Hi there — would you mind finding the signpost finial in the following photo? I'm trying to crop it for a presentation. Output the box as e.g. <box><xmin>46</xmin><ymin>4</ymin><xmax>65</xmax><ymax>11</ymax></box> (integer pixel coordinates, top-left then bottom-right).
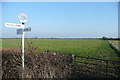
<box><xmin>18</xmin><ymin>13</ymin><xmax>28</xmax><ymax>23</ymax></box>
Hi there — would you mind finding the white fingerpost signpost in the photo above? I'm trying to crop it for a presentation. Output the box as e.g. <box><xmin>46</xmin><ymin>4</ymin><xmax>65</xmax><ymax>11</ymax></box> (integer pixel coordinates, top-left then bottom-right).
<box><xmin>18</xmin><ymin>13</ymin><xmax>28</xmax><ymax>72</ymax></box>
<box><xmin>5</xmin><ymin>13</ymin><xmax>31</xmax><ymax>78</ymax></box>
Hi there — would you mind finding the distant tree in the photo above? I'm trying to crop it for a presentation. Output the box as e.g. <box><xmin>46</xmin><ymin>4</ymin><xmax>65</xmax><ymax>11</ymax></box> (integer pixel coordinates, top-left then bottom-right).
<box><xmin>102</xmin><ymin>36</ymin><xmax>108</xmax><ymax>40</ymax></box>
<box><xmin>109</xmin><ymin>37</ymin><xmax>113</xmax><ymax>40</ymax></box>
<box><xmin>35</xmin><ymin>37</ymin><xmax>38</xmax><ymax>39</ymax></box>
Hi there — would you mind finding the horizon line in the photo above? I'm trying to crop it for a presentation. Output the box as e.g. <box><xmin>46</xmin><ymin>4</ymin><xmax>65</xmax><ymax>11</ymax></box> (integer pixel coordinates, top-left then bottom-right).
<box><xmin>0</xmin><ymin>37</ymin><xmax>119</xmax><ymax>39</ymax></box>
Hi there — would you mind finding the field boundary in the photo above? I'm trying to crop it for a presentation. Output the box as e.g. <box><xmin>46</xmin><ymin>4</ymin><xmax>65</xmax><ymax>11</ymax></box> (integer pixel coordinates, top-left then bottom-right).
<box><xmin>74</xmin><ymin>55</ymin><xmax>120</xmax><ymax>78</ymax></box>
<box><xmin>108</xmin><ymin>40</ymin><xmax>120</xmax><ymax>57</ymax></box>
<box><xmin>108</xmin><ymin>40</ymin><xmax>120</xmax><ymax>51</ymax></box>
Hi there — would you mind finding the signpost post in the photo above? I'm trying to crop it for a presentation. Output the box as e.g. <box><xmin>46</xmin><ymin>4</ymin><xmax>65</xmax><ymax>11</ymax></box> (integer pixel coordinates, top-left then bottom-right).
<box><xmin>5</xmin><ymin>13</ymin><xmax>31</xmax><ymax>78</ymax></box>
<box><xmin>22</xmin><ymin>23</ymin><xmax>25</xmax><ymax>72</ymax></box>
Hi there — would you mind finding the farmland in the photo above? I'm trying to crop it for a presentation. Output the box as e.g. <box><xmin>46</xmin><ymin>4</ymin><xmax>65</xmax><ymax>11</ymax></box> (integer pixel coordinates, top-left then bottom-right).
<box><xmin>112</xmin><ymin>40</ymin><xmax>120</xmax><ymax>43</ymax></box>
<box><xmin>1</xmin><ymin>39</ymin><xmax>120</xmax><ymax>61</ymax></box>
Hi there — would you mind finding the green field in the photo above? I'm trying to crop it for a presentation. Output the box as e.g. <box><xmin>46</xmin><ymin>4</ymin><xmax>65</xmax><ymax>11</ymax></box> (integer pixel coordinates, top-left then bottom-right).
<box><xmin>1</xmin><ymin>39</ymin><xmax>120</xmax><ymax>61</ymax></box>
<box><xmin>0</xmin><ymin>39</ymin><xmax>2</xmax><ymax>48</ymax></box>
<box><xmin>112</xmin><ymin>40</ymin><xmax>120</xmax><ymax>42</ymax></box>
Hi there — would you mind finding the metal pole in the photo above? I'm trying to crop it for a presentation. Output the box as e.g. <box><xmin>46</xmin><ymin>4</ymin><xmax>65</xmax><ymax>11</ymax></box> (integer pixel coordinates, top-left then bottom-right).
<box><xmin>22</xmin><ymin>23</ymin><xmax>25</xmax><ymax>78</ymax></box>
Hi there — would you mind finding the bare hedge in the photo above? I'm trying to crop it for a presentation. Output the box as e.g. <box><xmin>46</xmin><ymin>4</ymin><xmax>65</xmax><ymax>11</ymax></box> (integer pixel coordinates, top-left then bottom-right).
<box><xmin>2</xmin><ymin>50</ymin><xmax>76</xmax><ymax>79</ymax></box>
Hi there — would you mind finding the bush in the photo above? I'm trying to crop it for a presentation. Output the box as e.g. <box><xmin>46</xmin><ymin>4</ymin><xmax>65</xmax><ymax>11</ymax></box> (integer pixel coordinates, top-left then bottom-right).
<box><xmin>2</xmin><ymin>49</ymin><xmax>75</xmax><ymax>78</ymax></box>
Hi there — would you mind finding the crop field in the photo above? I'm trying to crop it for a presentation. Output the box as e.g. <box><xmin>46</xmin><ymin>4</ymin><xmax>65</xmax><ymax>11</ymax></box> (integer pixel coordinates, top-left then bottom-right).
<box><xmin>1</xmin><ymin>39</ymin><xmax>120</xmax><ymax>61</ymax></box>
<box><xmin>112</xmin><ymin>40</ymin><xmax>120</xmax><ymax>43</ymax></box>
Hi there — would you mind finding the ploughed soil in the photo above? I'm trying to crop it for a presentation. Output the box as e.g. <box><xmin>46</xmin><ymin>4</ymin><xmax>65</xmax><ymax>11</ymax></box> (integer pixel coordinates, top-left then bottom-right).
<box><xmin>1</xmin><ymin>48</ymin><xmax>77</xmax><ymax>79</ymax></box>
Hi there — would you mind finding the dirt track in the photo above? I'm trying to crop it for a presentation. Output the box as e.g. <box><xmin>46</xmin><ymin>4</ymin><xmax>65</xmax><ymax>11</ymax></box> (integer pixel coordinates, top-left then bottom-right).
<box><xmin>108</xmin><ymin>40</ymin><xmax>120</xmax><ymax>51</ymax></box>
